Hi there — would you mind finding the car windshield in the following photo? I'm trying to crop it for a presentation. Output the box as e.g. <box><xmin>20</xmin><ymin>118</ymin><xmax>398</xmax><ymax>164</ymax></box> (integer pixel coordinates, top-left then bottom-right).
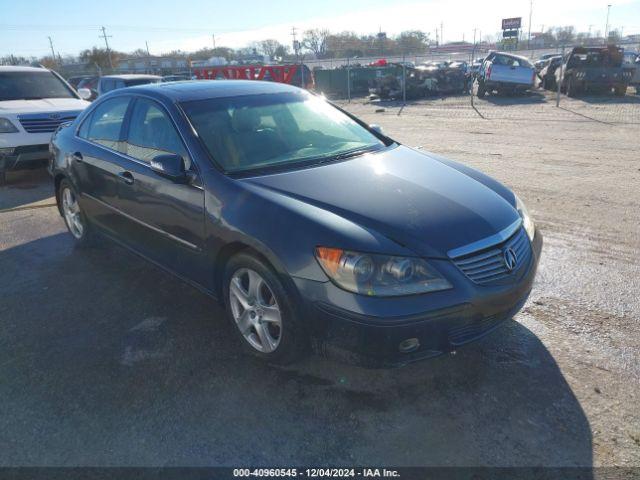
<box><xmin>182</xmin><ymin>91</ymin><xmax>387</xmax><ymax>174</ymax></box>
<box><xmin>0</xmin><ymin>71</ymin><xmax>76</xmax><ymax>101</ymax></box>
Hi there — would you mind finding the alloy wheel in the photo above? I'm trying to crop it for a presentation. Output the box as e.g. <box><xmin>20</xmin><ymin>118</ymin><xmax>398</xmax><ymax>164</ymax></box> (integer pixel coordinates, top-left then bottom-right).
<box><xmin>61</xmin><ymin>187</ymin><xmax>84</xmax><ymax>239</ymax></box>
<box><xmin>229</xmin><ymin>268</ymin><xmax>282</xmax><ymax>353</ymax></box>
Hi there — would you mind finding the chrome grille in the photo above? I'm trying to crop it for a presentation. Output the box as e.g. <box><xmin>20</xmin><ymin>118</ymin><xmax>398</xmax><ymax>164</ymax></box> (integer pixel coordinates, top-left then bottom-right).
<box><xmin>18</xmin><ymin>112</ymin><xmax>80</xmax><ymax>133</ymax></box>
<box><xmin>452</xmin><ymin>228</ymin><xmax>531</xmax><ymax>285</ymax></box>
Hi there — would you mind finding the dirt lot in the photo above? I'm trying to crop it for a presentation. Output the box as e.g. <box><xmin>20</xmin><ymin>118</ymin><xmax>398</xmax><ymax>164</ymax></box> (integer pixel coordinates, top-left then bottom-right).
<box><xmin>0</xmin><ymin>93</ymin><xmax>639</xmax><ymax>468</ymax></box>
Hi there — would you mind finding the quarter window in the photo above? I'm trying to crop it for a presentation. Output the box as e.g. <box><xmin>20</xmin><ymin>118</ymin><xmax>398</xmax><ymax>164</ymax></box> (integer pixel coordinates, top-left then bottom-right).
<box><xmin>80</xmin><ymin>96</ymin><xmax>130</xmax><ymax>152</ymax></box>
<box><xmin>125</xmin><ymin>98</ymin><xmax>189</xmax><ymax>168</ymax></box>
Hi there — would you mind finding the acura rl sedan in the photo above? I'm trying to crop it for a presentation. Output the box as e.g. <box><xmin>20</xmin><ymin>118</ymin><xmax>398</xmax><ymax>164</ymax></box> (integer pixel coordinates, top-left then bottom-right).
<box><xmin>49</xmin><ymin>80</ymin><xmax>542</xmax><ymax>367</ymax></box>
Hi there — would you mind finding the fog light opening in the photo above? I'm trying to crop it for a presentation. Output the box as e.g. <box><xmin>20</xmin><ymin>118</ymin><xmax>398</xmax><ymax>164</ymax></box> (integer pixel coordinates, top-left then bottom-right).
<box><xmin>398</xmin><ymin>338</ymin><xmax>420</xmax><ymax>353</ymax></box>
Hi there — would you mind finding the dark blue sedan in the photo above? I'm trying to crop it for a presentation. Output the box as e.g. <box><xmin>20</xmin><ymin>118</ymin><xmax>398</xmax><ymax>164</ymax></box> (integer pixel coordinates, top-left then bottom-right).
<box><xmin>49</xmin><ymin>80</ymin><xmax>542</xmax><ymax>367</ymax></box>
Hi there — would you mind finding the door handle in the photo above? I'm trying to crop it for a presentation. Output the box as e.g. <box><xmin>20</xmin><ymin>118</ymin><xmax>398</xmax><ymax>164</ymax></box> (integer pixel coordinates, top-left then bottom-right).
<box><xmin>118</xmin><ymin>171</ymin><xmax>134</xmax><ymax>185</ymax></box>
<box><xmin>72</xmin><ymin>152</ymin><xmax>83</xmax><ymax>163</ymax></box>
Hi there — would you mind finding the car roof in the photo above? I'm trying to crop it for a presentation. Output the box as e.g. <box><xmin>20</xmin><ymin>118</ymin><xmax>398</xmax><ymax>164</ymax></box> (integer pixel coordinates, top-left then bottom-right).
<box><xmin>101</xmin><ymin>74</ymin><xmax>162</xmax><ymax>80</ymax></box>
<box><xmin>117</xmin><ymin>79</ymin><xmax>304</xmax><ymax>102</ymax></box>
<box><xmin>0</xmin><ymin>65</ymin><xmax>51</xmax><ymax>73</ymax></box>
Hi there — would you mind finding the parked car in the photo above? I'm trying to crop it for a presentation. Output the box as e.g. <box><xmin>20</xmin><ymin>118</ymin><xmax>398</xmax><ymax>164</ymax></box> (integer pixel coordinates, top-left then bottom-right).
<box><xmin>76</xmin><ymin>76</ymin><xmax>99</xmax><ymax>101</ymax></box>
<box><xmin>538</xmin><ymin>56</ymin><xmax>562</xmax><ymax>90</ymax></box>
<box><xmin>67</xmin><ymin>75</ymin><xmax>92</xmax><ymax>90</ymax></box>
<box><xmin>534</xmin><ymin>53</ymin><xmax>561</xmax><ymax>73</ymax></box>
<box><xmin>77</xmin><ymin>74</ymin><xmax>162</xmax><ymax>100</ymax></box>
<box><xmin>162</xmin><ymin>74</ymin><xmax>190</xmax><ymax>82</ymax></box>
<box><xmin>555</xmin><ymin>46</ymin><xmax>632</xmax><ymax>97</ymax></box>
<box><xmin>49</xmin><ymin>80</ymin><xmax>542</xmax><ymax>367</ymax></box>
<box><xmin>0</xmin><ymin>66</ymin><xmax>89</xmax><ymax>185</ymax></box>
<box><xmin>476</xmin><ymin>52</ymin><xmax>536</xmax><ymax>97</ymax></box>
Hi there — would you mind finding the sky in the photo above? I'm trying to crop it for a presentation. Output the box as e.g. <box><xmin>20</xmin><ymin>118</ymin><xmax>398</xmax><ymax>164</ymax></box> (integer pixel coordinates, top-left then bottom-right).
<box><xmin>1</xmin><ymin>0</ymin><xmax>639</xmax><ymax>58</ymax></box>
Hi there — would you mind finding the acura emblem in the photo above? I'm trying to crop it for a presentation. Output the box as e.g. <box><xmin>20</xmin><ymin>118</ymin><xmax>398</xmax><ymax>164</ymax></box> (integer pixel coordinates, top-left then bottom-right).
<box><xmin>503</xmin><ymin>248</ymin><xmax>518</xmax><ymax>271</ymax></box>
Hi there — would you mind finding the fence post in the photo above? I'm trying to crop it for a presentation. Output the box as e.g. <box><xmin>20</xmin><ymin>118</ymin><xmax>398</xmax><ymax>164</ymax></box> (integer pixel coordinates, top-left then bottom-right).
<box><xmin>556</xmin><ymin>45</ymin><xmax>565</xmax><ymax>107</ymax></box>
<box><xmin>402</xmin><ymin>53</ymin><xmax>407</xmax><ymax>106</ymax></box>
<box><xmin>347</xmin><ymin>57</ymin><xmax>351</xmax><ymax>103</ymax></box>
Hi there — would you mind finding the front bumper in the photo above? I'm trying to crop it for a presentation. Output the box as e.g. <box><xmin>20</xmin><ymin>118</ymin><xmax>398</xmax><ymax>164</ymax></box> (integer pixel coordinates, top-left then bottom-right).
<box><xmin>0</xmin><ymin>144</ymin><xmax>50</xmax><ymax>172</ymax></box>
<box><xmin>294</xmin><ymin>228</ymin><xmax>543</xmax><ymax>367</ymax></box>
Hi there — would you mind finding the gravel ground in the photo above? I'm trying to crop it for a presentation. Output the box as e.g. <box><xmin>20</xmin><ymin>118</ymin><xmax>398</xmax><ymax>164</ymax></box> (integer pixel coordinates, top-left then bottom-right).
<box><xmin>0</xmin><ymin>94</ymin><xmax>638</xmax><ymax>468</ymax></box>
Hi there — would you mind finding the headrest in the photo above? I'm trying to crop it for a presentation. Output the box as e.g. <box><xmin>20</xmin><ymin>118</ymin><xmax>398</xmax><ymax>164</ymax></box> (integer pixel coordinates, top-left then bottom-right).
<box><xmin>231</xmin><ymin>108</ymin><xmax>260</xmax><ymax>133</ymax></box>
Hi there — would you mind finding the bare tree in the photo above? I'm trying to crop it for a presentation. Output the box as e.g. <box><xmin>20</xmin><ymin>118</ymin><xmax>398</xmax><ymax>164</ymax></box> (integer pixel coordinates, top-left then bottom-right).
<box><xmin>302</xmin><ymin>29</ymin><xmax>330</xmax><ymax>58</ymax></box>
<box><xmin>258</xmin><ymin>39</ymin><xmax>282</xmax><ymax>59</ymax></box>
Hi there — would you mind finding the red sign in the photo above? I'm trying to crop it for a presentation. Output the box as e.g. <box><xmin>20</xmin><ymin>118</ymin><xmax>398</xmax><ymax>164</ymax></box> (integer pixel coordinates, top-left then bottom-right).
<box><xmin>192</xmin><ymin>65</ymin><xmax>299</xmax><ymax>84</ymax></box>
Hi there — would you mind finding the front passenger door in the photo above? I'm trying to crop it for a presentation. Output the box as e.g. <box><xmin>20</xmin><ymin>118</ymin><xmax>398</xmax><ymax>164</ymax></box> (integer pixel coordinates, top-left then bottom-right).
<box><xmin>111</xmin><ymin>97</ymin><xmax>207</xmax><ymax>286</ymax></box>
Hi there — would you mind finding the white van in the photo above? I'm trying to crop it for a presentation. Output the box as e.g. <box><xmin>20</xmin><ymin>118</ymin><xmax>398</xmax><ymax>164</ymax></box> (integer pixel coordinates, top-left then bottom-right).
<box><xmin>0</xmin><ymin>66</ymin><xmax>90</xmax><ymax>185</ymax></box>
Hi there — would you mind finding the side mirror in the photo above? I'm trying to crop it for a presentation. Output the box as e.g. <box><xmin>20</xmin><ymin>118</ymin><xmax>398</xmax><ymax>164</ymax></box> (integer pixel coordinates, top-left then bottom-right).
<box><xmin>77</xmin><ymin>88</ymin><xmax>92</xmax><ymax>101</ymax></box>
<box><xmin>370</xmin><ymin>124</ymin><xmax>383</xmax><ymax>135</ymax></box>
<box><xmin>150</xmin><ymin>154</ymin><xmax>187</xmax><ymax>180</ymax></box>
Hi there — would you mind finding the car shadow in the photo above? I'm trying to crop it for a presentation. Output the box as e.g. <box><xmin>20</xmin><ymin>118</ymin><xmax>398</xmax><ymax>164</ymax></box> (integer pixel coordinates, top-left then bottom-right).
<box><xmin>479</xmin><ymin>90</ymin><xmax>548</xmax><ymax>105</ymax></box>
<box><xmin>0</xmin><ymin>233</ymin><xmax>593</xmax><ymax>470</ymax></box>
<box><xmin>566</xmin><ymin>92</ymin><xmax>640</xmax><ymax>105</ymax></box>
<box><xmin>0</xmin><ymin>167</ymin><xmax>56</xmax><ymax>211</ymax></box>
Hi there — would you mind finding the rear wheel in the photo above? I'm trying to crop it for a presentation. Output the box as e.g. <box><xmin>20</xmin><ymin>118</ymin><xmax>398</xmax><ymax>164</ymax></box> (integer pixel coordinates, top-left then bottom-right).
<box><xmin>223</xmin><ymin>252</ymin><xmax>307</xmax><ymax>364</ymax></box>
<box><xmin>0</xmin><ymin>170</ymin><xmax>6</xmax><ymax>187</ymax></box>
<box><xmin>614</xmin><ymin>85</ymin><xmax>627</xmax><ymax>97</ymax></box>
<box><xmin>476</xmin><ymin>80</ymin><xmax>487</xmax><ymax>98</ymax></box>
<box><xmin>58</xmin><ymin>179</ymin><xmax>94</xmax><ymax>247</ymax></box>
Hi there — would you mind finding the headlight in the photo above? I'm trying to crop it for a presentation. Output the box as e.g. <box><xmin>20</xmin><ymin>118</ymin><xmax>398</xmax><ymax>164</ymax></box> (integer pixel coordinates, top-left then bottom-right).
<box><xmin>0</xmin><ymin>118</ymin><xmax>19</xmax><ymax>133</ymax></box>
<box><xmin>315</xmin><ymin>247</ymin><xmax>452</xmax><ymax>297</ymax></box>
<box><xmin>515</xmin><ymin>194</ymin><xmax>535</xmax><ymax>242</ymax></box>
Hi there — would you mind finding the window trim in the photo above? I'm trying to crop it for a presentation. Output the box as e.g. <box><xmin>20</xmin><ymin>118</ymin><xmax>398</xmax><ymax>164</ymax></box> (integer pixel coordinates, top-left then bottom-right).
<box><xmin>124</xmin><ymin>96</ymin><xmax>191</xmax><ymax>167</ymax></box>
<box><xmin>74</xmin><ymin>93</ymin><xmax>201</xmax><ymax>181</ymax></box>
<box><xmin>76</xmin><ymin>95</ymin><xmax>133</xmax><ymax>152</ymax></box>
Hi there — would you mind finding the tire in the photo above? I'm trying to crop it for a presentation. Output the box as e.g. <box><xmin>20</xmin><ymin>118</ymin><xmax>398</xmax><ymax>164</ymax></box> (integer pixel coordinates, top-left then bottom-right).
<box><xmin>58</xmin><ymin>179</ymin><xmax>94</xmax><ymax>247</ymax></box>
<box><xmin>477</xmin><ymin>80</ymin><xmax>487</xmax><ymax>98</ymax></box>
<box><xmin>223</xmin><ymin>252</ymin><xmax>307</xmax><ymax>364</ymax></box>
<box><xmin>566</xmin><ymin>77</ymin><xmax>577</xmax><ymax>97</ymax></box>
<box><xmin>614</xmin><ymin>85</ymin><xmax>626</xmax><ymax>97</ymax></box>
<box><xmin>0</xmin><ymin>169</ymin><xmax>6</xmax><ymax>187</ymax></box>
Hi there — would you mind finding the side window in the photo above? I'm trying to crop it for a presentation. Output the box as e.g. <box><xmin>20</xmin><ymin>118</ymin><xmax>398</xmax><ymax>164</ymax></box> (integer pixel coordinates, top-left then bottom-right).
<box><xmin>100</xmin><ymin>79</ymin><xmax>114</xmax><ymax>93</ymax></box>
<box><xmin>125</xmin><ymin>98</ymin><xmax>190</xmax><ymax>168</ymax></box>
<box><xmin>80</xmin><ymin>96</ymin><xmax>130</xmax><ymax>152</ymax></box>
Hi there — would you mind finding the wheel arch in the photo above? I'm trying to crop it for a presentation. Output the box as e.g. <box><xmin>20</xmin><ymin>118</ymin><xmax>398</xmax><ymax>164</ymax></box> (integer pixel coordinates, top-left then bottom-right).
<box><xmin>213</xmin><ymin>240</ymin><xmax>300</xmax><ymax>307</ymax></box>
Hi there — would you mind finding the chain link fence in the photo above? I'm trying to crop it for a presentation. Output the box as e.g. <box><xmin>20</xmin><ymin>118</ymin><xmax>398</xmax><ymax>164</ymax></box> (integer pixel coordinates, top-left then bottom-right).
<box><xmin>312</xmin><ymin>44</ymin><xmax>640</xmax><ymax>125</ymax></box>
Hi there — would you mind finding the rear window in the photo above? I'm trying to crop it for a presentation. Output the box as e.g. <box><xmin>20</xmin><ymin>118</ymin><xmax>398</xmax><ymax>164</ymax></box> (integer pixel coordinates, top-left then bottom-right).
<box><xmin>0</xmin><ymin>71</ymin><xmax>76</xmax><ymax>101</ymax></box>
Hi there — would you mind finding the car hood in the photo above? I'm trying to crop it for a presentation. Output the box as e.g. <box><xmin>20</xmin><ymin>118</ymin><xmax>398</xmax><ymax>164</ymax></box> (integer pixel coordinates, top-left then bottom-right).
<box><xmin>242</xmin><ymin>145</ymin><xmax>520</xmax><ymax>258</ymax></box>
<box><xmin>0</xmin><ymin>98</ymin><xmax>89</xmax><ymax>115</ymax></box>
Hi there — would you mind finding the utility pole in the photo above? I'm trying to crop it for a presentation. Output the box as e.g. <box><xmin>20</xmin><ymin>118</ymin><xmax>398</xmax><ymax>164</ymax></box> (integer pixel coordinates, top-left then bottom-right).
<box><xmin>440</xmin><ymin>21</ymin><xmax>444</xmax><ymax>45</ymax></box>
<box><xmin>528</xmin><ymin>0</ymin><xmax>533</xmax><ymax>50</ymax></box>
<box><xmin>99</xmin><ymin>26</ymin><xmax>113</xmax><ymax>69</ymax></box>
<box><xmin>145</xmin><ymin>41</ymin><xmax>150</xmax><ymax>56</ymax></box>
<box><xmin>291</xmin><ymin>26</ymin><xmax>299</xmax><ymax>60</ymax></box>
<box><xmin>212</xmin><ymin>34</ymin><xmax>216</xmax><ymax>49</ymax></box>
<box><xmin>145</xmin><ymin>41</ymin><xmax>151</xmax><ymax>74</ymax></box>
<box><xmin>604</xmin><ymin>4</ymin><xmax>611</xmax><ymax>44</ymax></box>
<box><xmin>47</xmin><ymin>36</ymin><xmax>57</xmax><ymax>64</ymax></box>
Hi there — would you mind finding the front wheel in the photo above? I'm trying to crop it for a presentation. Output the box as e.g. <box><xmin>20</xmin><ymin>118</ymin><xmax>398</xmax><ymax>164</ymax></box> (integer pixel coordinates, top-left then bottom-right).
<box><xmin>223</xmin><ymin>252</ymin><xmax>307</xmax><ymax>364</ymax></box>
<box><xmin>614</xmin><ymin>85</ymin><xmax>627</xmax><ymax>97</ymax></box>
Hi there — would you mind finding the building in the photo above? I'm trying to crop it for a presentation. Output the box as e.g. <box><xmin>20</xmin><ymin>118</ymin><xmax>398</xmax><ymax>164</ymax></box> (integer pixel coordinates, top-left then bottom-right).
<box><xmin>116</xmin><ymin>56</ymin><xmax>189</xmax><ymax>74</ymax></box>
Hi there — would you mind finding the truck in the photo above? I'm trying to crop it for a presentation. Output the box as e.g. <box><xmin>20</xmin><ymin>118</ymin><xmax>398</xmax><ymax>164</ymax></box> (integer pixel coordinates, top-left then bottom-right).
<box><xmin>622</xmin><ymin>51</ymin><xmax>640</xmax><ymax>94</ymax></box>
<box><xmin>555</xmin><ymin>46</ymin><xmax>633</xmax><ymax>97</ymax></box>
<box><xmin>0</xmin><ymin>66</ymin><xmax>90</xmax><ymax>185</ymax></box>
<box><xmin>476</xmin><ymin>52</ymin><xmax>536</xmax><ymax>98</ymax></box>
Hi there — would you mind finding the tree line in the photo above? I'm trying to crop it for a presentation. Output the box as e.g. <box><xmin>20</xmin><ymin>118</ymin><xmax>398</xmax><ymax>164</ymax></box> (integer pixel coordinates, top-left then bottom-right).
<box><xmin>0</xmin><ymin>25</ymin><xmax>629</xmax><ymax>69</ymax></box>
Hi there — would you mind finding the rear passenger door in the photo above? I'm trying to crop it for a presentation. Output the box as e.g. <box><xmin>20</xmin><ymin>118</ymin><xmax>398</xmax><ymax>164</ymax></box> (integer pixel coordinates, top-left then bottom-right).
<box><xmin>111</xmin><ymin>96</ymin><xmax>207</xmax><ymax>286</ymax></box>
<box><xmin>74</xmin><ymin>96</ymin><xmax>132</xmax><ymax>235</ymax></box>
